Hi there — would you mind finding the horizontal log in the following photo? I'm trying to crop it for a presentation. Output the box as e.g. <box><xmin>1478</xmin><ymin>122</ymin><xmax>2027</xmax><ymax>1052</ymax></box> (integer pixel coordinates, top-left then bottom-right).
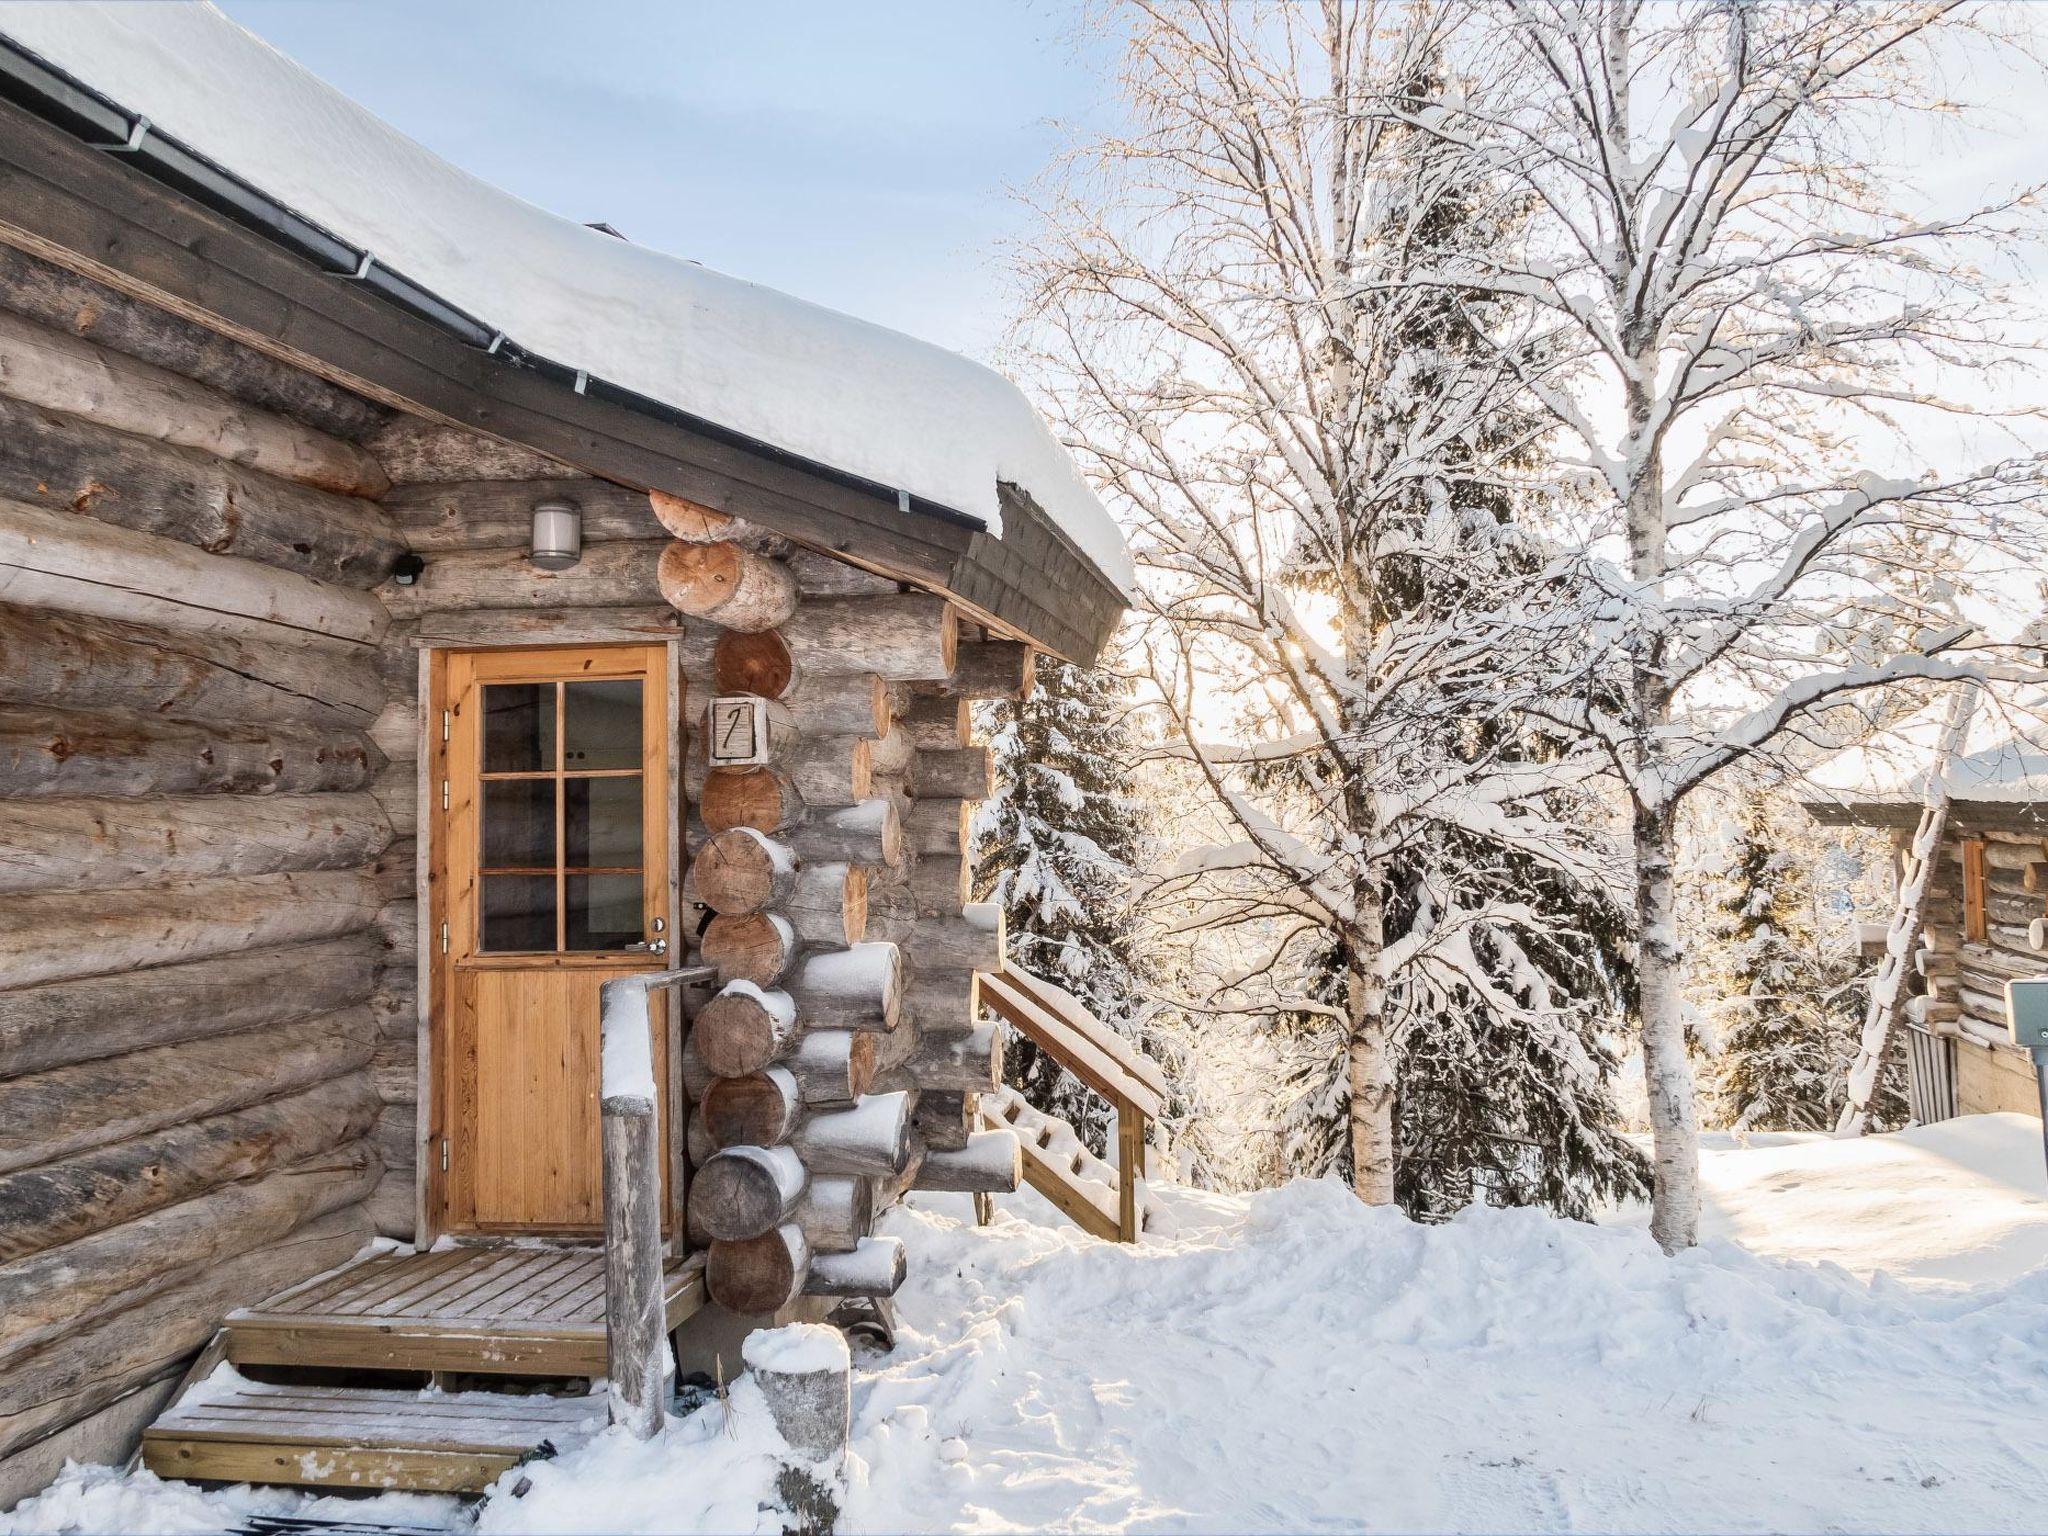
<box><xmin>0</xmin><ymin>1073</ymin><xmax>379</xmax><ymax>1262</ymax></box>
<box><xmin>794</xmin><ymin>1176</ymin><xmax>872</xmax><ymax>1256</ymax></box>
<box><xmin>0</xmin><ymin>1141</ymin><xmax>379</xmax><ymax>1368</ymax></box>
<box><xmin>0</xmin><ymin>706</ymin><xmax>381</xmax><ymax>800</ymax></box>
<box><xmin>0</xmin><ymin>1007</ymin><xmax>375</xmax><ymax>1176</ymax></box>
<box><xmin>0</xmin><ymin>244</ymin><xmax>387</xmax><ymax>444</ymax></box>
<box><xmin>379</xmin><ymin>540</ymin><xmax>666</xmax><ymax>615</ymax></box>
<box><xmin>0</xmin><ymin>868</ymin><xmax>381</xmax><ymax>990</ymax></box>
<box><xmin>0</xmin><ymin>603</ymin><xmax>381</xmax><ymax>729</ymax></box>
<box><xmin>904</xmin><ymin>967</ymin><xmax>979</xmax><ymax>1035</ymax></box>
<box><xmin>802</xmin><ymin>1236</ymin><xmax>905</xmax><ymax>1299</ymax></box>
<box><xmin>405</xmin><ymin>604</ymin><xmax>683</xmax><ymax>648</ymax></box>
<box><xmin>783</xmin><ymin>673</ymin><xmax>889</xmax><ymax>737</ymax></box>
<box><xmin>0</xmin><ymin>392</ymin><xmax>400</xmax><ymax>587</ymax></box>
<box><xmin>694</xmin><ymin>982</ymin><xmax>800</xmax><ymax>1079</ymax></box>
<box><xmin>0</xmin><ymin>308</ymin><xmax>387</xmax><ymax>496</ymax></box>
<box><xmin>780</xmin><ymin>596</ymin><xmax>956</xmax><ymax>682</ymax></box>
<box><xmin>905</xmin><ymin>798</ymin><xmax>973</xmax><ymax>857</ymax></box>
<box><xmin>0</xmin><ymin>1374</ymin><xmax>182</xmax><ymax>1514</ymax></box>
<box><xmin>688</xmin><ymin>1144</ymin><xmax>807</xmax><ymax>1243</ymax></box>
<box><xmin>914</xmin><ymin>1130</ymin><xmax>1023</xmax><ymax>1194</ymax></box>
<box><xmin>658</xmin><ymin>541</ymin><xmax>797</xmax><ymax>632</ymax></box>
<box><xmin>909</xmin><ymin>852</ymin><xmax>971</xmax><ymax>918</ymax></box>
<box><xmin>790</xmin><ymin>736</ymin><xmax>872</xmax><ymax>809</ymax></box>
<box><xmin>693</xmin><ymin>827</ymin><xmax>798</xmax><ymax>917</ymax></box>
<box><xmin>707</xmin><ymin>1224</ymin><xmax>809</xmax><ymax>1314</ymax></box>
<box><xmin>906</xmin><ymin>1021</ymin><xmax>1002</xmax><ymax>1094</ymax></box>
<box><xmin>910</xmin><ymin>746</ymin><xmax>994</xmax><ymax>802</ymax></box>
<box><xmin>914</xmin><ymin>1090</ymin><xmax>974</xmax><ymax>1152</ymax></box>
<box><xmin>784</xmin><ymin>549</ymin><xmax>904</xmax><ymax>598</ymax></box>
<box><xmin>866</xmin><ymin>905</ymin><xmax>1001</xmax><ymax>974</ymax></box>
<box><xmin>785</xmin><ymin>863</ymin><xmax>867</xmax><ymax>950</ymax></box>
<box><xmin>900</xmin><ymin>693</ymin><xmax>971</xmax><ymax>750</ymax></box>
<box><xmin>787</xmin><ymin>1030</ymin><xmax>878</xmax><ymax>1108</ymax></box>
<box><xmin>0</xmin><ymin>933</ymin><xmax>379</xmax><ymax>1079</ymax></box>
<box><xmin>714</xmin><ymin>629</ymin><xmax>796</xmax><ymax>699</ymax></box>
<box><xmin>0</xmin><ymin>1205</ymin><xmax>372</xmax><ymax>1463</ymax></box>
<box><xmin>789</xmin><ymin>798</ymin><xmax>902</xmax><ymax>871</ymax></box>
<box><xmin>787</xmin><ymin>943</ymin><xmax>904</xmax><ymax>1032</ymax></box>
<box><xmin>791</xmin><ymin>1091</ymin><xmax>912</xmax><ymax>1178</ymax></box>
<box><xmin>947</xmin><ymin>641</ymin><xmax>1037</xmax><ymax>700</ymax></box>
<box><xmin>700</xmin><ymin>767</ymin><xmax>805</xmax><ymax>837</ymax></box>
<box><xmin>0</xmin><ymin>792</ymin><xmax>391</xmax><ymax>892</ymax></box>
<box><xmin>365</xmin><ymin>415</ymin><xmax>577</xmax><ymax>483</ymax></box>
<box><xmin>649</xmin><ymin>490</ymin><xmax>788</xmax><ymax>554</ymax></box>
<box><xmin>383</xmin><ymin>477</ymin><xmax>663</xmax><ymax>549</ymax></box>
<box><xmin>699</xmin><ymin>913</ymin><xmax>799</xmax><ymax>990</ymax></box>
<box><xmin>699</xmin><ymin>1069</ymin><xmax>803</xmax><ymax>1149</ymax></box>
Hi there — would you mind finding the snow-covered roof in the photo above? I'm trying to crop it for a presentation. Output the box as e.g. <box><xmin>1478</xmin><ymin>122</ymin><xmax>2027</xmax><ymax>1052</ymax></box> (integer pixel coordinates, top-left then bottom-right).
<box><xmin>1805</xmin><ymin>691</ymin><xmax>2048</xmax><ymax>809</ymax></box>
<box><xmin>0</xmin><ymin>2</ymin><xmax>1133</xmax><ymax>595</ymax></box>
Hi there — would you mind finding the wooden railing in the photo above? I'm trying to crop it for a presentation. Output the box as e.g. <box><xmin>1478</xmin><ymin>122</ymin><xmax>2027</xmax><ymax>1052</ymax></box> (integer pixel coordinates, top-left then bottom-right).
<box><xmin>974</xmin><ymin>964</ymin><xmax>1167</xmax><ymax>1243</ymax></box>
<box><xmin>598</xmin><ymin>965</ymin><xmax>713</xmax><ymax>1437</ymax></box>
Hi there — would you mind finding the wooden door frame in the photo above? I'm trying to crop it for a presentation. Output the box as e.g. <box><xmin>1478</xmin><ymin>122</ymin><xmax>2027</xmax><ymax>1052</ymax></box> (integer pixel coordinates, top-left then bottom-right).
<box><xmin>414</xmin><ymin>638</ymin><xmax>686</xmax><ymax>1247</ymax></box>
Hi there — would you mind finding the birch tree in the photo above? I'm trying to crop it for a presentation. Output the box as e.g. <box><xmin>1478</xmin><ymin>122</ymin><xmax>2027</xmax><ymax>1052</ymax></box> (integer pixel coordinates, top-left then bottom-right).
<box><xmin>1017</xmin><ymin>0</ymin><xmax>1619</xmax><ymax>1204</ymax></box>
<box><xmin>1405</xmin><ymin>0</ymin><xmax>2048</xmax><ymax>1246</ymax></box>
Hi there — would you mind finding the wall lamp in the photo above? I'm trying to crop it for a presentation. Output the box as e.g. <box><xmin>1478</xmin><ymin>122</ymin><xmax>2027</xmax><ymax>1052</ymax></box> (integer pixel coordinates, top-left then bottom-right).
<box><xmin>530</xmin><ymin>498</ymin><xmax>582</xmax><ymax>571</ymax></box>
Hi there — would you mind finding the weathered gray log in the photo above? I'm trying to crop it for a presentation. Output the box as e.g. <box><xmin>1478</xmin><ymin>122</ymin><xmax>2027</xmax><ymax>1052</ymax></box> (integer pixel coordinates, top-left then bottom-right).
<box><xmin>0</xmin><ymin>1375</ymin><xmax>182</xmax><ymax>1514</ymax></box>
<box><xmin>658</xmin><ymin>541</ymin><xmax>798</xmax><ymax>632</ymax></box>
<box><xmin>693</xmin><ymin>827</ymin><xmax>799</xmax><ymax>916</ymax></box>
<box><xmin>688</xmin><ymin>1145</ymin><xmax>807</xmax><ymax>1242</ymax></box>
<box><xmin>785</xmin><ymin>863</ymin><xmax>867</xmax><ymax>950</ymax></box>
<box><xmin>900</xmin><ymin>694</ymin><xmax>971</xmax><ymax>750</ymax></box>
<box><xmin>783</xmin><ymin>673</ymin><xmax>889</xmax><ymax>736</ymax></box>
<box><xmin>0</xmin><ymin>1206</ymin><xmax>372</xmax><ymax>1462</ymax></box>
<box><xmin>906</xmin><ymin>1021</ymin><xmax>1001</xmax><ymax>1095</ymax></box>
<box><xmin>0</xmin><ymin>308</ymin><xmax>388</xmax><ymax>496</ymax></box>
<box><xmin>700</xmin><ymin>912</ymin><xmax>800</xmax><ymax>989</ymax></box>
<box><xmin>0</xmin><ymin>792</ymin><xmax>391</xmax><ymax>892</ymax></box>
<box><xmin>700</xmin><ymin>1069</ymin><xmax>804</xmax><ymax>1148</ymax></box>
<box><xmin>713</xmin><ymin>629</ymin><xmax>797</xmax><ymax>699</ymax></box>
<box><xmin>0</xmin><ymin>393</ymin><xmax>400</xmax><ymax>586</ymax></box>
<box><xmin>384</xmin><ymin>477</ymin><xmax>662</xmax><ymax>549</ymax></box>
<box><xmin>780</xmin><ymin>596</ymin><xmax>956</xmax><ymax>681</ymax></box>
<box><xmin>0</xmin><ymin>244</ymin><xmax>387</xmax><ymax>443</ymax></box>
<box><xmin>365</xmin><ymin>415</ymin><xmax>576</xmax><ymax>483</ymax></box>
<box><xmin>790</xmin><ymin>736</ymin><xmax>872</xmax><ymax>809</ymax></box>
<box><xmin>0</xmin><ymin>869</ymin><xmax>380</xmax><ymax>990</ymax></box>
<box><xmin>787</xmin><ymin>943</ymin><xmax>904</xmax><ymax>1032</ymax></box>
<box><xmin>707</xmin><ymin>1224</ymin><xmax>810</xmax><ymax>1314</ymax></box>
<box><xmin>903</xmin><ymin>966</ymin><xmax>979</xmax><ymax>1035</ymax></box>
<box><xmin>904</xmin><ymin>798</ymin><xmax>972</xmax><ymax>857</ymax></box>
<box><xmin>794</xmin><ymin>1176</ymin><xmax>873</xmax><ymax>1255</ymax></box>
<box><xmin>788</xmin><ymin>1030</ymin><xmax>878</xmax><ymax>1108</ymax></box>
<box><xmin>865</xmin><ymin>905</ymin><xmax>1002</xmax><ymax>974</ymax></box>
<box><xmin>867</xmin><ymin>726</ymin><xmax>913</xmax><ymax>778</ymax></box>
<box><xmin>0</xmin><ymin>1008</ymin><xmax>375</xmax><ymax>1176</ymax></box>
<box><xmin>915</xmin><ymin>1131</ymin><xmax>1023</xmax><ymax>1194</ymax></box>
<box><xmin>407</xmin><ymin>605</ymin><xmax>682</xmax><ymax>648</ymax></box>
<box><xmin>0</xmin><ymin>1074</ymin><xmax>379</xmax><ymax>1262</ymax></box>
<box><xmin>785</xmin><ymin>549</ymin><xmax>903</xmax><ymax>598</ymax></box>
<box><xmin>947</xmin><ymin>641</ymin><xmax>1037</xmax><ymax>700</ymax></box>
<box><xmin>908</xmin><ymin>851</ymin><xmax>971</xmax><ymax>917</ymax></box>
<box><xmin>379</xmin><ymin>540</ymin><xmax>667</xmax><ymax>615</ymax></box>
<box><xmin>802</xmin><ymin>1237</ymin><xmax>906</xmax><ymax>1300</ymax></box>
<box><xmin>914</xmin><ymin>1091</ymin><xmax>974</xmax><ymax>1152</ymax></box>
<box><xmin>0</xmin><ymin>706</ymin><xmax>380</xmax><ymax>801</ymax></box>
<box><xmin>790</xmin><ymin>798</ymin><xmax>902</xmax><ymax>871</ymax></box>
<box><xmin>910</xmin><ymin>747</ymin><xmax>994</xmax><ymax>802</ymax></box>
<box><xmin>791</xmin><ymin>1092</ymin><xmax>913</xmax><ymax>1179</ymax></box>
<box><xmin>0</xmin><ymin>933</ymin><xmax>378</xmax><ymax>1079</ymax></box>
<box><xmin>701</xmin><ymin>767</ymin><xmax>806</xmax><ymax>836</ymax></box>
<box><xmin>695</xmin><ymin>982</ymin><xmax>800</xmax><ymax>1077</ymax></box>
<box><xmin>743</xmin><ymin>1324</ymin><xmax>851</xmax><ymax>1462</ymax></box>
<box><xmin>599</xmin><ymin>975</ymin><xmax>671</xmax><ymax>1439</ymax></box>
<box><xmin>0</xmin><ymin>604</ymin><xmax>381</xmax><ymax>728</ymax></box>
<box><xmin>0</xmin><ymin>1141</ymin><xmax>380</xmax><ymax>1368</ymax></box>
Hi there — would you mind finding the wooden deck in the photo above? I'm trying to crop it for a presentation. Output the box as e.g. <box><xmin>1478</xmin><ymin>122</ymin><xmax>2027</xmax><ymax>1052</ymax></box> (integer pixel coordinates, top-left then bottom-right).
<box><xmin>222</xmin><ymin>1244</ymin><xmax>708</xmax><ymax>1377</ymax></box>
<box><xmin>142</xmin><ymin>1376</ymin><xmax>603</xmax><ymax>1493</ymax></box>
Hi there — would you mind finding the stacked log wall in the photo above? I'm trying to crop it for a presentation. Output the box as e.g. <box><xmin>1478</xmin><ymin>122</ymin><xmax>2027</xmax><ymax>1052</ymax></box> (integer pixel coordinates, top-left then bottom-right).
<box><xmin>0</xmin><ymin>263</ymin><xmax>394</xmax><ymax>1503</ymax></box>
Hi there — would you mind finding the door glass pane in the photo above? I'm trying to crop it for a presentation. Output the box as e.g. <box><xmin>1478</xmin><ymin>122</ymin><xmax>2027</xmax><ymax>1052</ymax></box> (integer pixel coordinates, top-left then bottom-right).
<box><xmin>482</xmin><ymin>779</ymin><xmax>555</xmax><ymax>869</ymax></box>
<box><xmin>566</xmin><ymin>873</ymin><xmax>642</xmax><ymax>951</ymax></box>
<box><xmin>563</xmin><ymin>679</ymin><xmax>641</xmax><ymax>770</ymax></box>
<box><xmin>565</xmin><ymin>775</ymin><xmax>643</xmax><ymax>869</ymax></box>
<box><xmin>482</xmin><ymin>683</ymin><xmax>554</xmax><ymax>772</ymax></box>
<box><xmin>481</xmin><ymin>874</ymin><xmax>555</xmax><ymax>952</ymax></box>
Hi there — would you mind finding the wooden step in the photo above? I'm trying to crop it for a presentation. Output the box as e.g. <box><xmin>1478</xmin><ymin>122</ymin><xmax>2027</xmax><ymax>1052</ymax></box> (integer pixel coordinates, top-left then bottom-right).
<box><xmin>142</xmin><ymin>1376</ymin><xmax>603</xmax><ymax>1493</ymax></box>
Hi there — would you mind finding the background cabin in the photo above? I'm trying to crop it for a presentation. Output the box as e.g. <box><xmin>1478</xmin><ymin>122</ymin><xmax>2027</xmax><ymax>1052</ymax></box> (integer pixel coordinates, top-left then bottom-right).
<box><xmin>0</xmin><ymin>5</ymin><xmax>1132</xmax><ymax>1506</ymax></box>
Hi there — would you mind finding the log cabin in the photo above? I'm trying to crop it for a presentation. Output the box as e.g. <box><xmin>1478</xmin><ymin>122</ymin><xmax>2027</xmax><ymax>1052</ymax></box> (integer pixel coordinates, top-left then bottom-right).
<box><xmin>1806</xmin><ymin>698</ymin><xmax>2048</xmax><ymax>1126</ymax></box>
<box><xmin>0</xmin><ymin>4</ymin><xmax>1134</xmax><ymax>1505</ymax></box>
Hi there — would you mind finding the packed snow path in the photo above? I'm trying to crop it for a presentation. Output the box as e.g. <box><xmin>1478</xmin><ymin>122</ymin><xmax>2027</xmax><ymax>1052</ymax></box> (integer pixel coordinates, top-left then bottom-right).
<box><xmin>10</xmin><ymin>1118</ymin><xmax>2048</xmax><ymax>1534</ymax></box>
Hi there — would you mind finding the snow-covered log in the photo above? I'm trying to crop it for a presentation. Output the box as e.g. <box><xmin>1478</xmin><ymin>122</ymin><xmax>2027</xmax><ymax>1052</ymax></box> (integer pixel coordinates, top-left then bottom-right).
<box><xmin>787</xmin><ymin>943</ymin><xmax>904</xmax><ymax>1032</ymax></box>
<box><xmin>913</xmin><ymin>1130</ymin><xmax>1022</xmax><ymax>1194</ymax></box>
<box><xmin>790</xmin><ymin>1091</ymin><xmax>913</xmax><ymax>1178</ymax></box>
<box><xmin>801</xmin><ymin>1236</ymin><xmax>905</xmax><ymax>1300</ymax></box>
<box><xmin>699</xmin><ymin>913</ymin><xmax>799</xmax><ymax>989</ymax></box>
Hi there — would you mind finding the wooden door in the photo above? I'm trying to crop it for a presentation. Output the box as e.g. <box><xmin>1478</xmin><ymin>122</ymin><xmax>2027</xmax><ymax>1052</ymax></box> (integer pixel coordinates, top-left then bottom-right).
<box><xmin>432</xmin><ymin>644</ymin><xmax>672</xmax><ymax>1234</ymax></box>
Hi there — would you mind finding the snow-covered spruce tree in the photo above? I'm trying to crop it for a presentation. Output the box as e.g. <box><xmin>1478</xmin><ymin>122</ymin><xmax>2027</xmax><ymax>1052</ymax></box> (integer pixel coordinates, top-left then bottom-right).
<box><xmin>972</xmin><ymin>650</ymin><xmax>1154</xmax><ymax>1152</ymax></box>
<box><xmin>1018</xmin><ymin>0</ymin><xmax>1632</xmax><ymax>1208</ymax></box>
<box><xmin>1406</xmin><ymin>1</ymin><xmax>2048</xmax><ymax>1248</ymax></box>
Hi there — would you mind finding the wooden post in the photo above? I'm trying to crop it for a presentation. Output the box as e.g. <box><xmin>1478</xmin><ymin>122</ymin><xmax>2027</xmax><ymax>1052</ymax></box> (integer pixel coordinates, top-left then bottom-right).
<box><xmin>599</xmin><ymin>966</ymin><xmax>711</xmax><ymax>1437</ymax></box>
<box><xmin>1117</xmin><ymin>1102</ymin><xmax>1145</xmax><ymax>1244</ymax></box>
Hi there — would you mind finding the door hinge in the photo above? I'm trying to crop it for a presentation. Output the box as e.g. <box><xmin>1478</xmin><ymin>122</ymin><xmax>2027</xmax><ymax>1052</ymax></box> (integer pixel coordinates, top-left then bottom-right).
<box><xmin>439</xmin><ymin>921</ymin><xmax>450</xmax><ymax>954</ymax></box>
<box><xmin>440</xmin><ymin>779</ymin><xmax>450</xmax><ymax>811</ymax></box>
<box><xmin>441</xmin><ymin>709</ymin><xmax>451</xmax><ymax>743</ymax></box>
<box><xmin>439</xmin><ymin>1138</ymin><xmax>450</xmax><ymax>1173</ymax></box>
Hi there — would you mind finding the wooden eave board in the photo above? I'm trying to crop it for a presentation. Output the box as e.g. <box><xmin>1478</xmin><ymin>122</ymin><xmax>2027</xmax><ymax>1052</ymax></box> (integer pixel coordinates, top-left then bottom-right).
<box><xmin>0</xmin><ymin>96</ymin><xmax>1126</xmax><ymax>663</ymax></box>
<box><xmin>978</xmin><ymin>971</ymin><xmax>1164</xmax><ymax>1118</ymax></box>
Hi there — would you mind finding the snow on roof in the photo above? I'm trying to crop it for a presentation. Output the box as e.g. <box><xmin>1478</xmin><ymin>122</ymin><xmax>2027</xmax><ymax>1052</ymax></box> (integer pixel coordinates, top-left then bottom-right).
<box><xmin>1806</xmin><ymin>689</ymin><xmax>2048</xmax><ymax>808</ymax></box>
<box><xmin>0</xmin><ymin>2</ymin><xmax>1134</xmax><ymax>595</ymax></box>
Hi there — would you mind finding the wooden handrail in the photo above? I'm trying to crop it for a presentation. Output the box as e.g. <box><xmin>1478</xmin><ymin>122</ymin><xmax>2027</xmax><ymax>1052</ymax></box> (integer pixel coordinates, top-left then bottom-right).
<box><xmin>598</xmin><ymin>965</ymin><xmax>712</xmax><ymax>1437</ymax></box>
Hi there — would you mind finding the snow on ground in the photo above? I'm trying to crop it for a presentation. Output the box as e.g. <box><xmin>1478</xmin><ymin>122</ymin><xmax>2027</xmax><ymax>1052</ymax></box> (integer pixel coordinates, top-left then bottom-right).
<box><xmin>10</xmin><ymin>1117</ymin><xmax>2048</xmax><ymax>1534</ymax></box>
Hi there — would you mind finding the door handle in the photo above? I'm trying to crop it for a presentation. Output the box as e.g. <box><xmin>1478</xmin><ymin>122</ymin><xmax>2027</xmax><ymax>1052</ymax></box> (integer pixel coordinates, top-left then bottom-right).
<box><xmin>624</xmin><ymin>938</ymin><xmax>667</xmax><ymax>955</ymax></box>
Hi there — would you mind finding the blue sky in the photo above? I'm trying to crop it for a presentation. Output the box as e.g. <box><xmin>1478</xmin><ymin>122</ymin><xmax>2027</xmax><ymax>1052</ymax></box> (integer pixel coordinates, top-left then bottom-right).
<box><xmin>217</xmin><ymin>0</ymin><xmax>1113</xmax><ymax>360</ymax></box>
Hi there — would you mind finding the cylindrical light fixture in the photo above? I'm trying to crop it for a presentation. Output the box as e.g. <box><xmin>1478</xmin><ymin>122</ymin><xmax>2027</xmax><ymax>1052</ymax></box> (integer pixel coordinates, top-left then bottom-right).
<box><xmin>530</xmin><ymin>498</ymin><xmax>582</xmax><ymax>570</ymax></box>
